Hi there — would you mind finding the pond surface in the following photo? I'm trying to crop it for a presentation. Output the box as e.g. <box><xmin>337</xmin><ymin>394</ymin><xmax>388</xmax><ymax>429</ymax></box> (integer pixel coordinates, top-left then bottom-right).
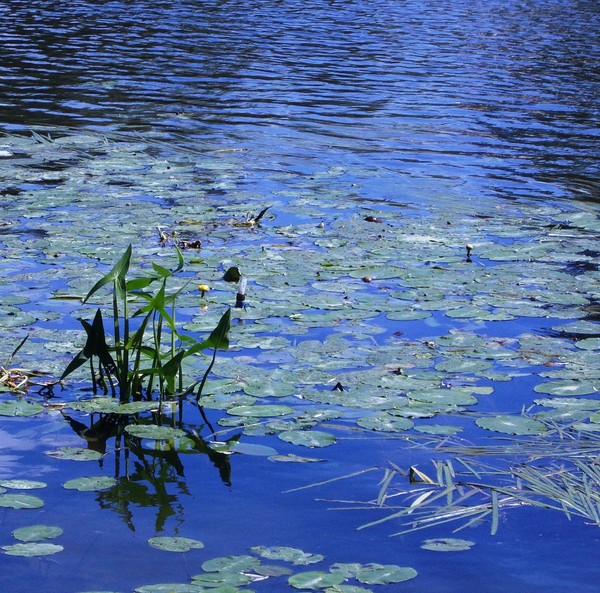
<box><xmin>1</xmin><ymin>1</ymin><xmax>600</xmax><ymax>593</ymax></box>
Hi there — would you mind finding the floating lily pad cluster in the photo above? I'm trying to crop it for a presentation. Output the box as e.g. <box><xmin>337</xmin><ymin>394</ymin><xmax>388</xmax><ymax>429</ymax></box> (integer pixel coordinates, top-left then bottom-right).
<box><xmin>0</xmin><ymin>479</ymin><xmax>63</xmax><ymax>558</ymax></box>
<box><xmin>133</xmin><ymin>547</ymin><xmax>417</xmax><ymax>593</ymax></box>
<box><xmin>1</xmin><ymin>130</ymin><xmax>600</xmax><ymax>466</ymax></box>
<box><xmin>1</xmin><ymin>129</ymin><xmax>600</xmax><ymax>587</ymax></box>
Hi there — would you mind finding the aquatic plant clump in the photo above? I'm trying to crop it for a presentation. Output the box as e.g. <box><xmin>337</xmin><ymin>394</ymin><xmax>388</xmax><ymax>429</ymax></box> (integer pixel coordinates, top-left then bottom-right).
<box><xmin>60</xmin><ymin>245</ymin><xmax>231</xmax><ymax>406</ymax></box>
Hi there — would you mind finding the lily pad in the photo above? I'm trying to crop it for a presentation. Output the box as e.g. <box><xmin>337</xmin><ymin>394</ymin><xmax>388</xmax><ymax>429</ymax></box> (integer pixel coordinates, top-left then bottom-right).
<box><xmin>13</xmin><ymin>524</ymin><xmax>63</xmax><ymax>542</ymax></box>
<box><xmin>116</xmin><ymin>401</ymin><xmax>162</xmax><ymax>414</ymax></box>
<box><xmin>63</xmin><ymin>476</ymin><xmax>117</xmax><ymax>492</ymax></box>
<box><xmin>202</xmin><ymin>554</ymin><xmax>261</xmax><ymax>573</ymax></box>
<box><xmin>68</xmin><ymin>398</ymin><xmax>121</xmax><ymax>413</ymax></box>
<box><xmin>323</xmin><ymin>586</ymin><xmax>373</xmax><ymax>593</ymax></box>
<box><xmin>288</xmin><ymin>571</ymin><xmax>345</xmax><ymax>590</ymax></box>
<box><xmin>45</xmin><ymin>447</ymin><xmax>104</xmax><ymax>461</ymax></box>
<box><xmin>0</xmin><ymin>400</ymin><xmax>44</xmax><ymax>417</ymax></box>
<box><xmin>0</xmin><ymin>493</ymin><xmax>44</xmax><ymax>509</ymax></box>
<box><xmin>278</xmin><ymin>430</ymin><xmax>336</xmax><ymax>448</ymax></box>
<box><xmin>148</xmin><ymin>536</ymin><xmax>205</xmax><ymax>552</ymax></box>
<box><xmin>434</xmin><ymin>359</ymin><xmax>493</xmax><ymax>373</ymax></box>
<box><xmin>191</xmin><ymin>572</ymin><xmax>252</xmax><ymax>588</ymax></box>
<box><xmin>355</xmin><ymin>564</ymin><xmax>417</xmax><ymax>585</ymax></box>
<box><xmin>135</xmin><ymin>585</ymin><xmax>205</xmax><ymax>593</ymax></box>
<box><xmin>125</xmin><ymin>425</ymin><xmax>187</xmax><ymax>440</ymax></box>
<box><xmin>421</xmin><ymin>538</ymin><xmax>475</xmax><ymax>552</ymax></box>
<box><xmin>227</xmin><ymin>404</ymin><xmax>294</xmax><ymax>417</ymax></box>
<box><xmin>250</xmin><ymin>546</ymin><xmax>324</xmax><ymax>565</ymax></box>
<box><xmin>0</xmin><ymin>479</ymin><xmax>47</xmax><ymax>490</ymax></box>
<box><xmin>413</xmin><ymin>424</ymin><xmax>463</xmax><ymax>435</ymax></box>
<box><xmin>356</xmin><ymin>413</ymin><xmax>414</xmax><ymax>432</ymax></box>
<box><xmin>2</xmin><ymin>542</ymin><xmax>63</xmax><ymax>556</ymax></box>
<box><xmin>208</xmin><ymin>441</ymin><xmax>278</xmax><ymax>456</ymax></box>
<box><xmin>269</xmin><ymin>454</ymin><xmax>326</xmax><ymax>463</ymax></box>
<box><xmin>533</xmin><ymin>380</ymin><xmax>598</xmax><ymax>397</ymax></box>
<box><xmin>476</xmin><ymin>415</ymin><xmax>547</xmax><ymax>435</ymax></box>
<box><xmin>575</xmin><ymin>338</ymin><xmax>600</xmax><ymax>350</ymax></box>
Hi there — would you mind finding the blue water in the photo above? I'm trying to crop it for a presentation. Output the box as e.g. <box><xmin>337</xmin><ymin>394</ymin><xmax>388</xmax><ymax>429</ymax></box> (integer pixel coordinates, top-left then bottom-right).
<box><xmin>1</xmin><ymin>0</ymin><xmax>599</xmax><ymax>207</ymax></box>
<box><xmin>1</xmin><ymin>1</ymin><xmax>600</xmax><ymax>592</ymax></box>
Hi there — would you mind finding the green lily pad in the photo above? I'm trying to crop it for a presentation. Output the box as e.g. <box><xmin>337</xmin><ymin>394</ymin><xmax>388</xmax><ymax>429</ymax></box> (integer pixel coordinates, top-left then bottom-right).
<box><xmin>413</xmin><ymin>424</ymin><xmax>463</xmax><ymax>435</ymax></box>
<box><xmin>2</xmin><ymin>542</ymin><xmax>63</xmax><ymax>556</ymax></box>
<box><xmin>250</xmin><ymin>546</ymin><xmax>324</xmax><ymax>565</ymax></box>
<box><xmin>125</xmin><ymin>425</ymin><xmax>187</xmax><ymax>440</ymax></box>
<box><xmin>269</xmin><ymin>454</ymin><xmax>326</xmax><ymax>463</ymax></box>
<box><xmin>0</xmin><ymin>400</ymin><xmax>44</xmax><ymax>417</ymax></box>
<box><xmin>0</xmin><ymin>493</ymin><xmax>44</xmax><ymax>509</ymax></box>
<box><xmin>434</xmin><ymin>359</ymin><xmax>493</xmax><ymax>373</ymax></box>
<box><xmin>355</xmin><ymin>564</ymin><xmax>418</xmax><ymax>585</ymax></box>
<box><xmin>202</xmin><ymin>554</ymin><xmax>261</xmax><ymax>573</ymax></box>
<box><xmin>191</xmin><ymin>572</ymin><xmax>252</xmax><ymax>588</ymax></box>
<box><xmin>572</xmin><ymin>422</ymin><xmax>600</xmax><ymax>432</ymax></box>
<box><xmin>421</xmin><ymin>538</ymin><xmax>475</xmax><ymax>552</ymax></box>
<box><xmin>68</xmin><ymin>398</ymin><xmax>121</xmax><ymax>413</ymax></box>
<box><xmin>278</xmin><ymin>430</ymin><xmax>336</xmax><ymax>448</ymax></box>
<box><xmin>0</xmin><ymin>479</ymin><xmax>47</xmax><ymax>490</ymax></box>
<box><xmin>288</xmin><ymin>571</ymin><xmax>345</xmax><ymax>590</ymax></box>
<box><xmin>409</xmin><ymin>388</ymin><xmax>478</xmax><ymax>407</ymax></box>
<box><xmin>533</xmin><ymin>380</ymin><xmax>598</xmax><ymax>396</ymax></box>
<box><xmin>148</xmin><ymin>536</ymin><xmax>205</xmax><ymax>552</ymax></box>
<box><xmin>356</xmin><ymin>413</ymin><xmax>414</xmax><ymax>432</ymax></box>
<box><xmin>553</xmin><ymin>320</ymin><xmax>600</xmax><ymax>336</ymax></box>
<box><xmin>575</xmin><ymin>338</ymin><xmax>600</xmax><ymax>350</ymax></box>
<box><xmin>13</xmin><ymin>524</ymin><xmax>63</xmax><ymax>542</ymax></box>
<box><xmin>135</xmin><ymin>585</ymin><xmax>205</xmax><ymax>593</ymax></box>
<box><xmin>476</xmin><ymin>415</ymin><xmax>547</xmax><ymax>435</ymax></box>
<box><xmin>323</xmin><ymin>586</ymin><xmax>373</xmax><ymax>593</ymax></box>
<box><xmin>63</xmin><ymin>476</ymin><xmax>117</xmax><ymax>492</ymax></box>
<box><xmin>45</xmin><ymin>447</ymin><xmax>104</xmax><ymax>461</ymax></box>
<box><xmin>243</xmin><ymin>381</ymin><xmax>297</xmax><ymax>398</ymax></box>
<box><xmin>227</xmin><ymin>404</ymin><xmax>294</xmax><ymax>417</ymax></box>
<box><xmin>208</xmin><ymin>441</ymin><xmax>278</xmax><ymax>456</ymax></box>
<box><xmin>256</xmin><ymin>564</ymin><xmax>294</xmax><ymax>577</ymax></box>
<box><xmin>116</xmin><ymin>401</ymin><xmax>162</xmax><ymax>414</ymax></box>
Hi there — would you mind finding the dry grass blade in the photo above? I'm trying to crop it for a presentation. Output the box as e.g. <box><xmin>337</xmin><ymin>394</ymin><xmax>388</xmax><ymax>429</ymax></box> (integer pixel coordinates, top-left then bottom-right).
<box><xmin>283</xmin><ymin>467</ymin><xmax>379</xmax><ymax>493</ymax></box>
<box><xmin>377</xmin><ymin>468</ymin><xmax>399</xmax><ymax>506</ymax></box>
